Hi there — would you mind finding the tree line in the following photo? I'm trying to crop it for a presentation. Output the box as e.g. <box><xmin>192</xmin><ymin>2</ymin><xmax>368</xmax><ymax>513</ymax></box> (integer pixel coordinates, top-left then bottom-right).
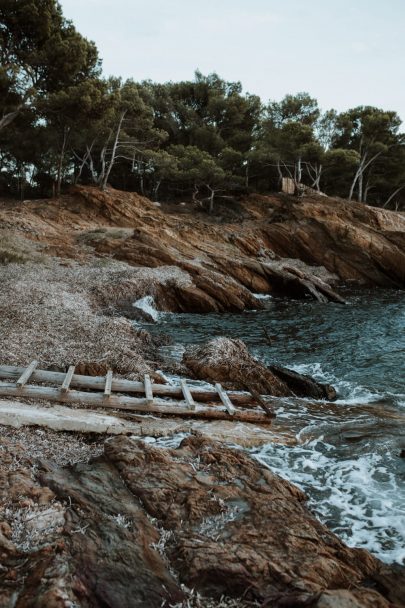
<box><xmin>1</xmin><ymin>0</ymin><xmax>404</xmax><ymax>211</ymax></box>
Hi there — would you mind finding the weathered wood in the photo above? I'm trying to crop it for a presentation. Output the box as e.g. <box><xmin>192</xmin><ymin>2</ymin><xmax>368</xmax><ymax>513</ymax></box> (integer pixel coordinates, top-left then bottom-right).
<box><xmin>247</xmin><ymin>387</ymin><xmax>276</xmax><ymax>418</ymax></box>
<box><xmin>16</xmin><ymin>361</ymin><xmax>38</xmax><ymax>388</ymax></box>
<box><xmin>0</xmin><ymin>382</ymin><xmax>272</xmax><ymax>424</ymax></box>
<box><xmin>0</xmin><ymin>400</ymin><xmax>285</xmax><ymax>445</ymax></box>
<box><xmin>144</xmin><ymin>374</ymin><xmax>153</xmax><ymax>404</ymax></box>
<box><xmin>105</xmin><ymin>370</ymin><xmax>113</xmax><ymax>397</ymax></box>
<box><xmin>0</xmin><ymin>366</ymin><xmax>259</xmax><ymax>406</ymax></box>
<box><xmin>215</xmin><ymin>383</ymin><xmax>236</xmax><ymax>415</ymax></box>
<box><xmin>181</xmin><ymin>379</ymin><xmax>195</xmax><ymax>411</ymax></box>
<box><xmin>61</xmin><ymin>366</ymin><xmax>75</xmax><ymax>393</ymax></box>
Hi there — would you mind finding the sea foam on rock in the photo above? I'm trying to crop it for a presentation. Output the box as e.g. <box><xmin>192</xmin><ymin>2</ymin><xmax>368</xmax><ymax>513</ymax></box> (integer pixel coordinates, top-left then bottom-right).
<box><xmin>2</xmin><ymin>433</ymin><xmax>404</xmax><ymax>607</ymax></box>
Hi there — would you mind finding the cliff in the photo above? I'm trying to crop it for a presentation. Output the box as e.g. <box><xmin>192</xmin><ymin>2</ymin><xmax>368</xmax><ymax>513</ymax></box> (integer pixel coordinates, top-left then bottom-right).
<box><xmin>1</xmin><ymin>187</ymin><xmax>404</xmax><ymax>315</ymax></box>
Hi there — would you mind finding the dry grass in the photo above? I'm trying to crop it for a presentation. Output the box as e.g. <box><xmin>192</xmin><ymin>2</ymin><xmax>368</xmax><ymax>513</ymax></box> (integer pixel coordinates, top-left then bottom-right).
<box><xmin>186</xmin><ymin>337</ymin><xmax>247</xmax><ymax>368</ymax></box>
<box><xmin>0</xmin><ymin>259</ymin><xmax>190</xmax><ymax>378</ymax></box>
<box><xmin>170</xmin><ymin>589</ymin><xmax>260</xmax><ymax>608</ymax></box>
<box><xmin>0</xmin><ymin>228</ymin><xmax>45</xmax><ymax>265</ymax></box>
<box><xmin>77</xmin><ymin>227</ymin><xmax>134</xmax><ymax>245</ymax></box>
<box><xmin>0</xmin><ymin>424</ymin><xmax>104</xmax><ymax>468</ymax></box>
<box><xmin>0</xmin><ymin>425</ymin><xmax>103</xmax><ymax>554</ymax></box>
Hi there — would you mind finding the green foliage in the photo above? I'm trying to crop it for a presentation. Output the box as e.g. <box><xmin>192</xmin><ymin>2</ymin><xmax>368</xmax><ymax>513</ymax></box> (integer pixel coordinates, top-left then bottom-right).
<box><xmin>0</xmin><ymin>0</ymin><xmax>100</xmax><ymax>130</ymax></box>
<box><xmin>0</xmin><ymin>2</ymin><xmax>404</xmax><ymax>210</ymax></box>
<box><xmin>322</xmin><ymin>149</ymin><xmax>360</xmax><ymax>198</ymax></box>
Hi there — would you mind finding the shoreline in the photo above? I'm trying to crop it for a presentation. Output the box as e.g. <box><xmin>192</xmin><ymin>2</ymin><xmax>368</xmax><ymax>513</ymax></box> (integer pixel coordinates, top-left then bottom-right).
<box><xmin>0</xmin><ymin>188</ymin><xmax>404</xmax><ymax>606</ymax></box>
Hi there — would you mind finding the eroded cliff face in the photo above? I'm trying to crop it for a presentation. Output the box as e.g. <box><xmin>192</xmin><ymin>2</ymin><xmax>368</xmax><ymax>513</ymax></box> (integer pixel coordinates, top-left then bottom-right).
<box><xmin>259</xmin><ymin>193</ymin><xmax>405</xmax><ymax>288</ymax></box>
<box><xmin>1</xmin><ymin>432</ymin><xmax>404</xmax><ymax>608</ymax></box>
<box><xmin>1</xmin><ymin>187</ymin><xmax>404</xmax><ymax>313</ymax></box>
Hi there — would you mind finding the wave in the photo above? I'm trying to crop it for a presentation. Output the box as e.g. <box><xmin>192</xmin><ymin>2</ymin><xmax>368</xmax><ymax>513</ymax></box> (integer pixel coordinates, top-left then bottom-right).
<box><xmin>252</xmin><ymin>438</ymin><xmax>405</xmax><ymax>565</ymax></box>
<box><xmin>289</xmin><ymin>362</ymin><xmax>384</xmax><ymax>405</ymax></box>
<box><xmin>132</xmin><ymin>295</ymin><xmax>161</xmax><ymax>322</ymax></box>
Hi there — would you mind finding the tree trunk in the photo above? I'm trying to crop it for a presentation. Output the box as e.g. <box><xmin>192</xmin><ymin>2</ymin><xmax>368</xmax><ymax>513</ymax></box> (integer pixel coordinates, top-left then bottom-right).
<box><xmin>358</xmin><ymin>171</ymin><xmax>363</xmax><ymax>202</ymax></box>
<box><xmin>74</xmin><ymin>141</ymin><xmax>95</xmax><ymax>184</ymax></box>
<box><xmin>276</xmin><ymin>160</ymin><xmax>283</xmax><ymax>188</ymax></box>
<box><xmin>56</xmin><ymin>126</ymin><xmax>70</xmax><ymax>197</ymax></box>
<box><xmin>0</xmin><ymin>108</ymin><xmax>22</xmax><ymax>132</ymax></box>
<box><xmin>192</xmin><ymin>184</ymin><xmax>200</xmax><ymax>205</ymax></box>
<box><xmin>383</xmin><ymin>184</ymin><xmax>405</xmax><ymax>208</ymax></box>
<box><xmin>305</xmin><ymin>162</ymin><xmax>323</xmax><ymax>193</ymax></box>
<box><xmin>207</xmin><ymin>185</ymin><xmax>215</xmax><ymax>214</ymax></box>
<box><xmin>349</xmin><ymin>150</ymin><xmax>383</xmax><ymax>201</ymax></box>
<box><xmin>296</xmin><ymin>156</ymin><xmax>302</xmax><ymax>184</ymax></box>
<box><xmin>153</xmin><ymin>179</ymin><xmax>161</xmax><ymax>201</ymax></box>
<box><xmin>314</xmin><ymin>165</ymin><xmax>322</xmax><ymax>192</ymax></box>
<box><xmin>349</xmin><ymin>162</ymin><xmax>363</xmax><ymax>201</ymax></box>
<box><xmin>363</xmin><ymin>179</ymin><xmax>373</xmax><ymax>203</ymax></box>
<box><xmin>209</xmin><ymin>192</ymin><xmax>215</xmax><ymax>214</ymax></box>
<box><xmin>97</xmin><ymin>130</ymin><xmax>112</xmax><ymax>186</ymax></box>
<box><xmin>100</xmin><ymin>111</ymin><xmax>126</xmax><ymax>191</ymax></box>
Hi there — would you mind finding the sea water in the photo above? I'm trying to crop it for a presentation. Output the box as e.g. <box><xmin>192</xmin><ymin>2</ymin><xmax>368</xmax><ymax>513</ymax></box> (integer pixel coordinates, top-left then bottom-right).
<box><xmin>139</xmin><ymin>288</ymin><xmax>405</xmax><ymax>565</ymax></box>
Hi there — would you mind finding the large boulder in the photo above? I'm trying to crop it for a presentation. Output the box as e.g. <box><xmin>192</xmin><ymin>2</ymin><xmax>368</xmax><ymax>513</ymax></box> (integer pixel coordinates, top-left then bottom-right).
<box><xmin>2</xmin><ymin>433</ymin><xmax>404</xmax><ymax>607</ymax></box>
<box><xmin>184</xmin><ymin>337</ymin><xmax>337</xmax><ymax>400</ymax></box>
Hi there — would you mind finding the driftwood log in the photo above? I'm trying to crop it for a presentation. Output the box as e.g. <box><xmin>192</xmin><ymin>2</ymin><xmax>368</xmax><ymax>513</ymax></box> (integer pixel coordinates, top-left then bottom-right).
<box><xmin>0</xmin><ymin>382</ymin><xmax>272</xmax><ymax>424</ymax></box>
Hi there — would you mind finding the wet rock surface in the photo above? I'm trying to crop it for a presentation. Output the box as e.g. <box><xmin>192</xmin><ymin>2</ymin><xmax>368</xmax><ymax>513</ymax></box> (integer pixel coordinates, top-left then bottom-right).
<box><xmin>269</xmin><ymin>364</ymin><xmax>337</xmax><ymax>401</ymax></box>
<box><xmin>184</xmin><ymin>338</ymin><xmax>337</xmax><ymax>400</ymax></box>
<box><xmin>1</xmin><ymin>431</ymin><xmax>404</xmax><ymax>607</ymax></box>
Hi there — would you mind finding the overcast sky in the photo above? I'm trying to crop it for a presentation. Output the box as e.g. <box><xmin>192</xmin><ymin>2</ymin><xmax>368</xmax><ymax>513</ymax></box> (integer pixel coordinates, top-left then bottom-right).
<box><xmin>60</xmin><ymin>0</ymin><xmax>405</xmax><ymax>124</ymax></box>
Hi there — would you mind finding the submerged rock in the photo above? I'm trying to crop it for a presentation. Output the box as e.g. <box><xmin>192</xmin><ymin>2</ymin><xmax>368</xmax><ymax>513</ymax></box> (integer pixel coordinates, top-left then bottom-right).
<box><xmin>1</xmin><ymin>433</ymin><xmax>404</xmax><ymax>607</ymax></box>
<box><xmin>184</xmin><ymin>337</ymin><xmax>337</xmax><ymax>400</ymax></box>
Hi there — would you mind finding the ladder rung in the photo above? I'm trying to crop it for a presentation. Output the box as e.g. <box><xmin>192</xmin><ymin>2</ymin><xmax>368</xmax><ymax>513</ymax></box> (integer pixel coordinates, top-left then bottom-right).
<box><xmin>61</xmin><ymin>366</ymin><xmax>75</xmax><ymax>393</ymax></box>
<box><xmin>16</xmin><ymin>360</ymin><xmax>38</xmax><ymax>388</ymax></box>
<box><xmin>104</xmin><ymin>370</ymin><xmax>113</xmax><ymax>397</ymax></box>
<box><xmin>181</xmin><ymin>379</ymin><xmax>195</xmax><ymax>410</ymax></box>
<box><xmin>144</xmin><ymin>374</ymin><xmax>153</xmax><ymax>404</ymax></box>
<box><xmin>215</xmin><ymin>383</ymin><xmax>236</xmax><ymax>415</ymax></box>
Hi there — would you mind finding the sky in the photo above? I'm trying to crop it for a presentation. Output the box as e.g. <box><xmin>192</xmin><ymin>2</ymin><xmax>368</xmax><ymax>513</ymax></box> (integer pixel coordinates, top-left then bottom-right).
<box><xmin>60</xmin><ymin>0</ymin><xmax>405</xmax><ymax>124</ymax></box>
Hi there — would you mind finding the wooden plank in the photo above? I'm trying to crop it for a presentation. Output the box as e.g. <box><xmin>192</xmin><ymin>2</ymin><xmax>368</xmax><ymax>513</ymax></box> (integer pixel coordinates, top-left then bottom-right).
<box><xmin>0</xmin><ymin>382</ymin><xmax>272</xmax><ymax>425</ymax></box>
<box><xmin>215</xmin><ymin>383</ymin><xmax>236</xmax><ymax>415</ymax></box>
<box><xmin>104</xmin><ymin>370</ymin><xmax>113</xmax><ymax>397</ymax></box>
<box><xmin>0</xmin><ymin>365</ymin><xmax>261</xmax><ymax>407</ymax></box>
<box><xmin>144</xmin><ymin>374</ymin><xmax>153</xmax><ymax>404</ymax></box>
<box><xmin>61</xmin><ymin>366</ymin><xmax>75</xmax><ymax>393</ymax></box>
<box><xmin>0</xmin><ymin>402</ymin><xmax>284</xmax><ymax>445</ymax></box>
<box><xmin>181</xmin><ymin>379</ymin><xmax>195</xmax><ymax>411</ymax></box>
<box><xmin>248</xmin><ymin>387</ymin><xmax>276</xmax><ymax>418</ymax></box>
<box><xmin>16</xmin><ymin>361</ymin><xmax>38</xmax><ymax>388</ymax></box>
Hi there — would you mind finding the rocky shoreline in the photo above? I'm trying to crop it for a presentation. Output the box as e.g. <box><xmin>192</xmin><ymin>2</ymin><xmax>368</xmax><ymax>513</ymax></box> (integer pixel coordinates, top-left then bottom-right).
<box><xmin>1</xmin><ymin>429</ymin><xmax>404</xmax><ymax>608</ymax></box>
<box><xmin>1</xmin><ymin>188</ymin><xmax>404</xmax><ymax>606</ymax></box>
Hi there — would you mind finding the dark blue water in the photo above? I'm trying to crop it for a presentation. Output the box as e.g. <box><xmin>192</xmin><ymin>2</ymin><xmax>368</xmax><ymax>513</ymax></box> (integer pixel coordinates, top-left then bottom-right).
<box><xmin>139</xmin><ymin>289</ymin><xmax>405</xmax><ymax>564</ymax></box>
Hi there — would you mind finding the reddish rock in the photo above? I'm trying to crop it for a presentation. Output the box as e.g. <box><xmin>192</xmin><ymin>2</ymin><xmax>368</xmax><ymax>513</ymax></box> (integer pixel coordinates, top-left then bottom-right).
<box><xmin>104</xmin><ymin>435</ymin><xmax>405</xmax><ymax>607</ymax></box>
<box><xmin>184</xmin><ymin>337</ymin><xmax>337</xmax><ymax>400</ymax></box>
<box><xmin>2</xmin><ymin>187</ymin><xmax>403</xmax><ymax>314</ymax></box>
<box><xmin>1</xmin><ymin>433</ymin><xmax>404</xmax><ymax>607</ymax></box>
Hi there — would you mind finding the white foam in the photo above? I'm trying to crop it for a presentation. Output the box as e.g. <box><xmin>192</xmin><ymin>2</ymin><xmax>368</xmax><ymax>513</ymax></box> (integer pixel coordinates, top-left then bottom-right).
<box><xmin>158</xmin><ymin>343</ymin><xmax>186</xmax><ymax>364</ymax></box>
<box><xmin>252</xmin><ymin>439</ymin><xmax>405</xmax><ymax>566</ymax></box>
<box><xmin>252</xmin><ymin>293</ymin><xmax>273</xmax><ymax>300</ymax></box>
<box><xmin>132</xmin><ymin>295</ymin><xmax>160</xmax><ymax>322</ymax></box>
<box><xmin>289</xmin><ymin>362</ymin><xmax>383</xmax><ymax>405</ymax></box>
